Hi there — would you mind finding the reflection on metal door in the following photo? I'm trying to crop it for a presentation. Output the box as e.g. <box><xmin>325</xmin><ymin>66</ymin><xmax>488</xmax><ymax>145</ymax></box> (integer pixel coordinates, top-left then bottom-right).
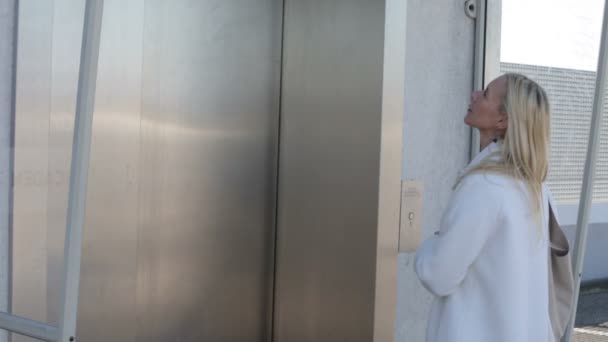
<box><xmin>13</xmin><ymin>1</ymin><xmax>283</xmax><ymax>341</ymax></box>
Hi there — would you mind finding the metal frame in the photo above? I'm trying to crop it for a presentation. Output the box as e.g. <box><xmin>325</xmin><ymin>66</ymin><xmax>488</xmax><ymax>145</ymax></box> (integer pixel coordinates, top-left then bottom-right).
<box><xmin>57</xmin><ymin>0</ymin><xmax>103</xmax><ymax>340</ymax></box>
<box><xmin>0</xmin><ymin>313</ymin><xmax>56</xmax><ymax>341</ymax></box>
<box><xmin>7</xmin><ymin>0</ymin><xmax>17</xmax><ymax>339</ymax></box>
<box><xmin>470</xmin><ymin>0</ymin><xmax>486</xmax><ymax>159</ymax></box>
<box><xmin>374</xmin><ymin>0</ymin><xmax>406</xmax><ymax>340</ymax></box>
<box><xmin>0</xmin><ymin>0</ymin><xmax>104</xmax><ymax>340</ymax></box>
<box><xmin>563</xmin><ymin>0</ymin><xmax>608</xmax><ymax>339</ymax></box>
<box><xmin>1</xmin><ymin>1</ymin><xmax>19</xmax><ymax>341</ymax></box>
<box><xmin>471</xmin><ymin>0</ymin><xmax>502</xmax><ymax>160</ymax></box>
<box><xmin>483</xmin><ymin>0</ymin><xmax>502</xmax><ymax>101</ymax></box>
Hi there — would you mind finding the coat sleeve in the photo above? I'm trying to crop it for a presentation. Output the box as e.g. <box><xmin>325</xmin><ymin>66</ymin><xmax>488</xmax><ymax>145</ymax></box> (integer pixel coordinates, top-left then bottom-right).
<box><xmin>414</xmin><ymin>174</ymin><xmax>504</xmax><ymax>297</ymax></box>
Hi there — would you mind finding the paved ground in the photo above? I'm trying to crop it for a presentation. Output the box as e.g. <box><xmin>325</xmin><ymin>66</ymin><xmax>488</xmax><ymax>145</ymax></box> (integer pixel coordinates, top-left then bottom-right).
<box><xmin>574</xmin><ymin>285</ymin><xmax>608</xmax><ymax>342</ymax></box>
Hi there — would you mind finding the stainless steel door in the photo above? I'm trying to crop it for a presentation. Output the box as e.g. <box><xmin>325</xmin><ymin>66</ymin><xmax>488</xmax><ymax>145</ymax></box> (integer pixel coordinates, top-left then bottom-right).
<box><xmin>133</xmin><ymin>1</ymin><xmax>281</xmax><ymax>341</ymax></box>
<box><xmin>12</xmin><ymin>1</ymin><xmax>399</xmax><ymax>341</ymax></box>
<box><xmin>13</xmin><ymin>1</ymin><xmax>282</xmax><ymax>341</ymax></box>
<box><xmin>275</xmin><ymin>1</ymin><xmax>387</xmax><ymax>341</ymax></box>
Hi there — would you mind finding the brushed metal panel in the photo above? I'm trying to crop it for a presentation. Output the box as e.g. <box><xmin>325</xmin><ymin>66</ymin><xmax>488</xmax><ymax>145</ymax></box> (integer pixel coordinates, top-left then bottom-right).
<box><xmin>275</xmin><ymin>1</ymin><xmax>386</xmax><ymax>341</ymax></box>
<box><xmin>399</xmin><ymin>181</ymin><xmax>423</xmax><ymax>253</ymax></box>
<box><xmin>15</xmin><ymin>1</ymin><xmax>281</xmax><ymax>341</ymax></box>
<box><xmin>12</xmin><ymin>4</ymin><xmax>54</xmax><ymax>342</ymax></box>
<box><xmin>136</xmin><ymin>1</ymin><xmax>281</xmax><ymax>341</ymax></box>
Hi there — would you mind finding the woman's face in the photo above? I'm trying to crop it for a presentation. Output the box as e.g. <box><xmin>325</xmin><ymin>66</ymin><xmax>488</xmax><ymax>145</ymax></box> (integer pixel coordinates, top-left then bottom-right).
<box><xmin>465</xmin><ymin>76</ymin><xmax>508</xmax><ymax>133</ymax></box>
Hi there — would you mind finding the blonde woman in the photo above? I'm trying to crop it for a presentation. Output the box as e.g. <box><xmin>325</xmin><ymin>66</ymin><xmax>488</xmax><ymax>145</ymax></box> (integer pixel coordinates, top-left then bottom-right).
<box><xmin>415</xmin><ymin>73</ymin><xmax>555</xmax><ymax>342</ymax></box>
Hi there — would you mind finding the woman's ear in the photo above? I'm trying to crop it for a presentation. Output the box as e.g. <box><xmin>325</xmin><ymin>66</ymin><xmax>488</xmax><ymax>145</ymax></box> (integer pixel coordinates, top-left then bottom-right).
<box><xmin>496</xmin><ymin>113</ymin><xmax>508</xmax><ymax>130</ymax></box>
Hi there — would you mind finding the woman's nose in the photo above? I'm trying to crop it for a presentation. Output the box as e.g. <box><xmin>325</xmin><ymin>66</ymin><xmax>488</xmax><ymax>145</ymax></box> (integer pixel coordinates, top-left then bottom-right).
<box><xmin>471</xmin><ymin>90</ymin><xmax>481</xmax><ymax>102</ymax></box>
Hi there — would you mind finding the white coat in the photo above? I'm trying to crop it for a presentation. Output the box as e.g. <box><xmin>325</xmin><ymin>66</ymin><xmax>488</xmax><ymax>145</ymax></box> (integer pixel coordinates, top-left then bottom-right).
<box><xmin>414</xmin><ymin>142</ymin><xmax>554</xmax><ymax>342</ymax></box>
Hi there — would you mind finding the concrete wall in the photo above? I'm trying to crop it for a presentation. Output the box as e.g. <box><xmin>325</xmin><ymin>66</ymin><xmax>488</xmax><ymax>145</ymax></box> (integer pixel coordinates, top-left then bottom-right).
<box><xmin>0</xmin><ymin>1</ymin><xmax>16</xmax><ymax>341</ymax></box>
<box><xmin>394</xmin><ymin>0</ymin><xmax>475</xmax><ymax>341</ymax></box>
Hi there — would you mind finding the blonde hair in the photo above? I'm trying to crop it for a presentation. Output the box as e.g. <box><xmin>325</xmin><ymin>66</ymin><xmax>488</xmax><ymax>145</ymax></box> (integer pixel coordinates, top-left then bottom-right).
<box><xmin>457</xmin><ymin>73</ymin><xmax>551</xmax><ymax>218</ymax></box>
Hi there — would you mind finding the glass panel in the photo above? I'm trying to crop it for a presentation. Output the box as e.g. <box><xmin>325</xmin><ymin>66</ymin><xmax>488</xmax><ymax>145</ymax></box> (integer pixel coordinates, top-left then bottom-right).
<box><xmin>502</xmin><ymin>0</ymin><xmax>604</xmax><ymax>205</ymax></box>
<box><xmin>500</xmin><ymin>0</ymin><xmax>608</xmax><ymax>338</ymax></box>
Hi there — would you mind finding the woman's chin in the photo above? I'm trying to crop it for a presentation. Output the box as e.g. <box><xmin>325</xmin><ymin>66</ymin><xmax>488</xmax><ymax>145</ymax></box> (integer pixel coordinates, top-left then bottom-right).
<box><xmin>464</xmin><ymin>115</ymin><xmax>472</xmax><ymax>126</ymax></box>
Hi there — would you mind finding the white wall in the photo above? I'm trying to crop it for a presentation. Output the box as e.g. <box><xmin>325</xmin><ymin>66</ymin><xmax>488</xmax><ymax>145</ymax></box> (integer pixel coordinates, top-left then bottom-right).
<box><xmin>557</xmin><ymin>203</ymin><xmax>608</xmax><ymax>283</ymax></box>
<box><xmin>564</xmin><ymin>223</ymin><xmax>608</xmax><ymax>283</ymax></box>
<box><xmin>394</xmin><ymin>0</ymin><xmax>475</xmax><ymax>340</ymax></box>
<box><xmin>0</xmin><ymin>1</ymin><xmax>15</xmax><ymax>341</ymax></box>
<box><xmin>392</xmin><ymin>2</ymin><xmax>608</xmax><ymax>340</ymax></box>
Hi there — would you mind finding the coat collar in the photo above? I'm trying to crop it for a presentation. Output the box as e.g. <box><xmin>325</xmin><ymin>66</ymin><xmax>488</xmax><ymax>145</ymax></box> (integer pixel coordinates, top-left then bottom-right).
<box><xmin>458</xmin><ymin>140</ymin><xmax>503</xmax><ymax>179</ymax></box>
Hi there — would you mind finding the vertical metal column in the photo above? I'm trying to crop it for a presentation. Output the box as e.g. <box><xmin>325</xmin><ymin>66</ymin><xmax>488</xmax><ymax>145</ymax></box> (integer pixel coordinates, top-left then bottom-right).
<box><xmin>563</xmin><ymin>0</ymin><xmax>608</xmax><ymax>340</ymax></box>
<box><xmin>0</xmin><ymin>1</ymin><xmax>18</xmax><ymax>340</ymax></box>
<box><xmin>470</xmin><ymin>0</ymin><xmax>486</xmax><ymax>159</ymax></box>
<box><xmin>0</xmin><ymin>1</ymin><xmax>102</xmax><ymax>341</ymax></box>
<box><xmin>374</xmin><ymin>0</ymin><xmax>406</xmax><ymax>340</ymax></box>
<box><xmin>57</xmin><ymin>0</ymin><xmax>103</xmax><ymax>341</ymax></box>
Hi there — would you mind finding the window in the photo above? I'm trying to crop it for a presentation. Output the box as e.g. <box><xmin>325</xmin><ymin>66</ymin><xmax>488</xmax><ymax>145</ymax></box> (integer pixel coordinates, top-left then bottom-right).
<box><xmin>496</xmin><ymin>0</ymin><xmax>608</xmax><ymax>204</ymax></box>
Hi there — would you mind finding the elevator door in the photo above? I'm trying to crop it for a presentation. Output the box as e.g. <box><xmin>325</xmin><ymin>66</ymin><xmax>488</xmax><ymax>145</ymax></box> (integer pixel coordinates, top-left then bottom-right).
<box><xmin>12</xmin><ymin>1</ymin><xmax>283</xmax><ymax>341</ymax></box>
